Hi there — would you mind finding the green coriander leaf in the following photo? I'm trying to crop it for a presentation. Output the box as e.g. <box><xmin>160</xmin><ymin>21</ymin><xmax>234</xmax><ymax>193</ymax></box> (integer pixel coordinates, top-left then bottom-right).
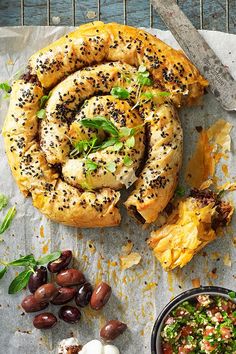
<box><xmin>99</xmin><ymin>138</ymin><xmax>118</xmax><ymax>150</ymax></box>
<box><xmin>138</xmin><ymin>65</ymin><xmax>147</xmax><ymax>73</ymax></box>
<box><xmin>111</xmin><ymin>87</ymin><xmax>130</xmax><ymax>100</ymax></box>
<box><xmin>70</xmin><ymin>141</ymin><xmax>87</xmax><ymax>157</ymax></box>
<box><xmin>175</xmin><ymin>185</ymin><xmax>185</xmax><ymax>197</ymax></box>
<box><xmin>119</xmin><ymin>127</ymin><xmax>135</xmax><ymax>137</ymax></box>
<box><xmin>113</xmin><ymin>142</ymin><xmax>123</xmax><ymax>151</ymax></box>
<box><xmin>37</xmin><ymin>251</ymin><xmax>61</xmax><ymax>265</ymax></box>
<box><xmin>8</xmin><ymin>269</ymin><xmax>32</xmax><ymax>294</ymax></box>
<box><xmin>0</xmin><ymin>82</ymin><xmax>11</xmax><ymax>93</ymax></box>
<box><xmin>141</xmin><ymin>92</ymin><xmax>154</xmax><ymax>100</ymax></box>
<box><xmin>106</xmin><ymin>162</ymin><xmax>116</xmax><ymax>173</ymax></box>
<box><xmin>229</xmin><ymin>291</ymin><xmax>236</xmax><ymax>299</ymax></box>
<box><xmin>139</xmin><ymin>71</ymin><xmax>150</xmax><ymax>78</ymax></box>
<box><xmin>0</xmin><ymin>206</ymin><xmax>16</xmax><ymax>234</ymax></box>
<box><xmin>0</xmin><ymin>267</ymin><xmax>7</xmax><ymax>280</ymax></box>
<box><xmin>81</xmin><ymin>116</ymin><xmax>119</xmax><ymax>137</ymax></box>
<box><xmin>138</xmin><ymin>76</ymin><xmax>153</xmax><ymax>86</ymax></box>
<box><xmin>36</xmin><ymin>108</ymin><xmax>46</xmax><ymax>119</ymax></box>
<box><xmin>80</xmin><ymin>181</ymin><xmax>93</xmax><ymax>191</ymax></box>
<box><xmin>85</xmin><ymin>159</ymin><xmax>98</xmax><ymax>172</ymax></box>
<box><xmin>3</xmin><ymin>93</ymin><xmax>10</xmax><ymax>99</ymax></box>
<box><xmin>71</xmin><ymin>138</ymin><xmax>99</xmax><ymax>157</ymax></box>
<box><xmin>8</xmin><ymin>254</ymin><xmax>36</xmax><ymax>267</ymax></box>
<box><xmin>123</xmin><ymin>155</ymin><xmax>133</xmax><ymax>167</ymax></box>
<box><xmin>125</xmin><ymin>136</ymin><xmax>135</xmax><ymax>148</ymax></box>
<box><xmin>40</xmin><ymin>94</ymin><xmax>50</xmax><ymax>108</ymax></box>
<box><xmin>0</xmin><ymin>193</ymin><xmax>8</xmax><ymax>211</ymax></box>
<box><xmin>157</xmin><ymin>91</ymin><xmax>171</xmax><ymax>97</ymax></box>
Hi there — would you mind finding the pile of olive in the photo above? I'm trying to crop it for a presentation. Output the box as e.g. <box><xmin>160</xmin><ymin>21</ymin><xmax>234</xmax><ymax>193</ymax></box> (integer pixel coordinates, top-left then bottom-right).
<box><xmin>21</xmin><ymin>250</ymin><xmax>127</xmax><ymax>341</ymax></box>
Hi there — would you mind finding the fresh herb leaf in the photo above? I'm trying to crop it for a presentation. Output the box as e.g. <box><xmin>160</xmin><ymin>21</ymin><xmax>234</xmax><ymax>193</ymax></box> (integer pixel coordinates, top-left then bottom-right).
<box><xmin>125</xmin><ymin>136</ymin><xmax>135</xmax><ymax>148</ymax></box>
<box><xmin>138</xmin><ymin>65</ymin><xmax>147</xmax><ymax>73</ymax></box>
<box><xmin>113</xmin><ymin>142</ymin><xmax>123</xmax><ymax>151</ymax></box>
<box><xmin>175</xmin><ymin>185</ymin><xmax>185</xmax><ymax>197</ymax></box>
<box><xmin>8</xmin><ymin>269</ymin><xmax>32</xmax><ymax>294</ymax></box>
<box><xmin>0</xmin><ymin>206</ymin><xmax>16</xmax><ymax>234</ymax></box>
<box><xmin>99</xmin><ymin>138</ymin><xmax>118</xmax><ymax>150</ymax></box>
<box><xmin>106</xmin><ymin>162</ymin><xmax>116</xmax><ymax>173</ymax></box>
<box><xmin>141</xmin><ymin>91</ymin><xmax>170</xmax><ymax>102</ymax></box>
<box><xmin>119</xmin><ymin>127</ymin><xmax>135</xmax><ymax>138</ymax></box>
<box><xmin>0</xmin><ymin>267</ymin><xmax>7</xmax><ymax>280</ymax></box>
<box><xmin>8</xmin><ymin>254</ymin><xmax>36</xmax><ymax>267</ymax></box>
<box><xmin>81</xmin><ymin>116</ymin><xmax>119</xmax><ymax>137</ymax></box>
<box><xmin>229</xmin><ymin>291</ymin><xmax>236</xmax><ymax>299</ymax></box>
<box><xmin>141</xmin><ymin>92</ymin><xmax>154</xmax><ymax>101</ymax></box>
<box><xmin>138</xmin><ymin>76</ymin><xmax>153</xmax><ymax>86</ymax></box>
<box><xmin>85</xmin><ymin>159</ymin><xmax>98</xmax><ymax>172</ymax></box>
<box><xmin>37</xmin><ymin>251</ymin><xmax>61</xmax><ymax>265</ymax></box>
<box><xmin>0</xmin><ymin>82</ymin><xmax>11</xmax><ymax>93</ymax></box>
<box><xmin>111</xmin><ymin>87</ymin><xmax>130</xmax><ymax>100</ymax></box>
<box><xmin>137</xmin><ymin>67</ymin><xmax>153</xmax><ymax>86</ymax></box>
<box><xmin>3</xmin><ymin>93</ymin><xmax>10</xmax><ymax>99</ymax></box>
<box><xmin>80</xmin><ymin>181</ymin><xmax>93</xmax><ymax>190</ymax></box>
<box><xmin>70</xmin><ymin>141</ymin><xmax>89</xmax><ymax>157</ymax></box>
<box><xmin>123</xmin><ymin>156</ymin><xmax>133</xmax><ymax>167</ymax></box>
<box><xmin>157</xmin><ymin>91</ymin><xmax>171</xmax><ymax>97</ymax></box>
<box><xmin>70</xmin><ymin>137</ymin><xmax>99</xmax><ymax>157</ymax></box>
<box><xmin>40</xmin><ymin>94</ymin><xmax>50</xmax><ymax>108</ymax></box>
<box><xmin>70</xmin><ymin>136</ymin><xmax>120</xmax><ymax>158</ymax></box>
<box><xmin>0</xmin><ymin>193</ymin><xmax>8</xmax><ymax>211</ymax></box>
<box><xmin>36</xmin><ymin>108</ymin><xmax>46</xmax><ymax>119</ymax></box>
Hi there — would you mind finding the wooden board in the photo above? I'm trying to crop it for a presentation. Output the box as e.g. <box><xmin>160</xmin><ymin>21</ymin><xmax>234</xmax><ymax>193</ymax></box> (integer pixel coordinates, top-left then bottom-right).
<box><xmin>0</xmin><ymin>0</ymin><xmax>235</xmax><ymax>34</ymax></box>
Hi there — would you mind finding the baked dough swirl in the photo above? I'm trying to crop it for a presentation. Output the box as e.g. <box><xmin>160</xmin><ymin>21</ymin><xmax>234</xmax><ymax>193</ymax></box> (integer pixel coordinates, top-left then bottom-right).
<box><xmin>3</xmin><ymin>22</ymin><xmax>208</xmax><ymax>228</ymax></box>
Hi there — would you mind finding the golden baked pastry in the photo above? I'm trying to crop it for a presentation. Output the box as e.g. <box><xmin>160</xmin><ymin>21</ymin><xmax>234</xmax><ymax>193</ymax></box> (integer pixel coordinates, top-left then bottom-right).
<box><xmin>148</xmin><ymin>189</ymin><xmax>233</xmax><ymax>270</ymax></box>
<box><xmin>3</xmin><ymin>22</ymin><xmax>207</xmax><ymax>228</ymax></box>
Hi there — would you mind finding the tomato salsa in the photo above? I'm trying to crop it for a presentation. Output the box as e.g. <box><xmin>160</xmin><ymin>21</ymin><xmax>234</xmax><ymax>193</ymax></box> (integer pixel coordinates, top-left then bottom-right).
<box><xmin>161</xmin><ymin>294</ymin><xmax>236</xmax><ymax>354</ymax></box>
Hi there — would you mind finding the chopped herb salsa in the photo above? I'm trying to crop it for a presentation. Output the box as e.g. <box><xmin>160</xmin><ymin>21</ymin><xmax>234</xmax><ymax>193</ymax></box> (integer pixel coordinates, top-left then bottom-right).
<box><xmin>161</xmin><ymin>294</ymin><xmax>236</xmax><ymax>354</ymax></box>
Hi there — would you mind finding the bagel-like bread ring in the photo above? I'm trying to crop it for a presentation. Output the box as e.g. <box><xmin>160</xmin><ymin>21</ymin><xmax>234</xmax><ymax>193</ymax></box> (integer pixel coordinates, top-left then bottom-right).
<box><xmin>3</xmin><ymin>22</ymin><xmax>207</xmax><ymax>227</ymax></box>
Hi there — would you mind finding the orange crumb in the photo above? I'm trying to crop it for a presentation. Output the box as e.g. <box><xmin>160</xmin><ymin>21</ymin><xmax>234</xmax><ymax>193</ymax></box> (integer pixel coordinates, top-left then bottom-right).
<box><xmin>39</xmin><ymin>225</ymin><xmax>44</xmax><ymax>238</ymax></box>
<box><xmin>42</xmin><ymin>243</ymin><xmax>49</xmax><ymax>254</ymax></box>
<box><xmin>192</xmin><ymin>278</ymin><xmax>201</xmax><ymax>288</ymax></box>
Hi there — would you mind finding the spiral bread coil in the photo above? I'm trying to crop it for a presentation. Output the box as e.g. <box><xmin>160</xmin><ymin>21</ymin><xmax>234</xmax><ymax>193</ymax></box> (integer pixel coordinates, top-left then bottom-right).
<box><xmin>3</xmin><ymin>22</ymin><xmax>208</xmax><ymax>228</ymax></box>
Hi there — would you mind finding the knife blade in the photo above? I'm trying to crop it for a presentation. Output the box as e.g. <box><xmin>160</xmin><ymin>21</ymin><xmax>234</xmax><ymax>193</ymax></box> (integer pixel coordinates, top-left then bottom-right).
<box><xmin>151</xmin><ymin>0</ymin><xmax>236</xmax><ymax>111</ymax></box>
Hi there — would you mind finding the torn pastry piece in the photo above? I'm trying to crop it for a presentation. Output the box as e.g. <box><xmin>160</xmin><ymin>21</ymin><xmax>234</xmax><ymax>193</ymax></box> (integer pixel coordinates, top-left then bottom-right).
<box><xmin>185</xmin><ymin>119</ymin><xmax>232</xmax><ymax>189</ymax></box>
<box><xmin>148</xmin><ymin>189</ymin><xmax>234</xmax><ymax>271</ymax></box>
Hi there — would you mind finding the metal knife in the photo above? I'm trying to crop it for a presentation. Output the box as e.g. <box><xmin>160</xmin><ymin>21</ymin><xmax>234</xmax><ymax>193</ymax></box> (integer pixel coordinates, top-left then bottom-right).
<box><xmin>151</xmin><ymin>0</ymin><xmax>236</xmax><ymax>111</ymax></box>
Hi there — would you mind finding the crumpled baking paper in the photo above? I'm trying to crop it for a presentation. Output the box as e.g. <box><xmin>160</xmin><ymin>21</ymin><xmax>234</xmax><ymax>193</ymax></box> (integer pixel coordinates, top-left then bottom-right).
<box><xmin>0</xmin><ymin>26</ymin><xmax>235</xmax><ymax>354</ymax></box>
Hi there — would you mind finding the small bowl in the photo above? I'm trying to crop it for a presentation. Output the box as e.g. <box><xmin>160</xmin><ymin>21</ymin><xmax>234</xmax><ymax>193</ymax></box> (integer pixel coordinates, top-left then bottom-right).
<box><xmin>151</xmin><ymin>285</ymin><xmax>236</xmax><ymax>354</ymax></box>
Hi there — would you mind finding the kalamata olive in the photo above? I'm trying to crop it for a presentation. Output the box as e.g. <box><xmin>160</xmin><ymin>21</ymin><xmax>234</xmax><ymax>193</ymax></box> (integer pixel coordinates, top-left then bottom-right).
<box><xmin>100</xmin><ymin>320</ymin><xmax>127</xmax><ymax>341</ymax></box>
<box><xmin>58</xmin><ymin>306</ymin><xmax>81</xmax><ymax>323</ymax></box>
<box><xmin>56</xmin><ymin>269</ymin><xmax>85</xmax><ymax>287</ymax></box>
<box><xmin>51</xmin><ymin>287</ymin><xmax>77</xmax><ymax>305</ymax></box>
<box><xmin>75</xmin><ymin>282</ymin><xmax>93</xmax><ymax>307</ymax></box>
<box><xmin>47</xmin><ymin>250</ymin><xmax>72</xmax><ymax>273</ymax></box>
<box><xmin>21</xmin><ymin>295</ymin><xmax>48</xmax><ymax>313</ymax></box>
<box><xmin>34</xmin><ymin>283</ymin><xmax>58</xmax><ymax>303</ymax></box>
<box><xmin>33</xmin><ymin>312</ymin><xmax>57</xmax><ymax>329</ymax></box>
<box><xmin>28</xmin><ymin>266</ymin><xmax>48</xmax><ymax>293</ymax></box>
<box><xmin>90</xmin><ymin>282</ymin><xmax>112</xmax><ymax>310</ymax></box>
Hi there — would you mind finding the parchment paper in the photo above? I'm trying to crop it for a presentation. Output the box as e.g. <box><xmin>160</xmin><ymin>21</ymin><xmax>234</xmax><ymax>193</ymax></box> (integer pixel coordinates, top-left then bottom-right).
<box><xmin>0</xmin><ymin>27</ymin><xmax>235</xmax><ymax>354</ymax></box>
